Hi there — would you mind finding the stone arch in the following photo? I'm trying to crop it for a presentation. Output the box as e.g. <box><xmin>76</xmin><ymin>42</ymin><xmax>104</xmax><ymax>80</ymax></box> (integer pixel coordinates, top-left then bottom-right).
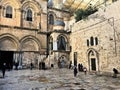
<box><xmin>20</xmin><ymin>35</ymin><xmax>41</xmax><ymax>51</ymax></box>
<box><xmin>1</xmin><ymin>0</ymin><xmax>21</xmax><ymax>8</ymax></box>
<box><xmin>48</xmin><ymin>11</ymin><xmax>57</xmax><ymax>24</ymax></box>
<box><xmin>48</xmin><ymin>11</ymin><xmax>57</xmax><ymax>18</ymax></box>
<box><xmin>21</xmin><ymin>0</ymin><xmax>42</xmax><ymax>12</ymax></box>
<box><xmin>0</xmin><ymin>33</ymin><xmax>19</xmax><ymax>51</ymax></box>
<box><xmin>57</xmin><ymin>34</ymin><xmax>68</xmax><ymax>42</ymax></box>
<box><xmin>87</xmin><ymin>48</ymin><xmax>99</xmax><ymax>72</ymax></box>
<box><xmin>1</xmin><ymin>0</ymin><xmax>21</xmax><ymax>18</ymax></box>
<box><xmin>21</xmin><ymin>0</ymin><xmax>42</xmax><ymax>28</ymax></box>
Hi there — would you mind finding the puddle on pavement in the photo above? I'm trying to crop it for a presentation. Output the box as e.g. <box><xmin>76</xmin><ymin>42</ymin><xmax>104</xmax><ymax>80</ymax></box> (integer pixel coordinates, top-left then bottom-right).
<box><xmin>19</xmin><ymin>75</ymin><xmax>49</xmax><ymax>83</ymax></box>
<box><xmin>38</xmin><ymin>77</ymin><xmax>49</xmax><ymax>82</ymax></box>
<box><xmin>52</xmin><ymin>82</ymin><xmax>83</xmax><ymax>90</ymax></box>
<box><xmin>29</xmin><ymin>77</ymin><xmax>49</xmax><ymax>82</ymax></box>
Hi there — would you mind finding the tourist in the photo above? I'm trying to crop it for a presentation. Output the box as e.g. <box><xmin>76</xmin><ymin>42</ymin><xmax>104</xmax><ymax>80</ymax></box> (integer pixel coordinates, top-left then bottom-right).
<box><xmin>69</xmin><ymin>61</ymin><xmax>72</xmax><ymax>69</ymax></box>
<box><xmin>30</xmin><ymin>62</ymin><xmax>33</xmax><ymax>70</ymax></box>
<box><xmin>83</xmin><ymin>67</ymin><xmax>87</xmax><ymax>75</ymax></box>
<box><xmin>2</xmin><ymin>63</ymin><xmax>6</xmax><ymax>78</ymax></box>
<box><xmin>74</xmin><ymin>66</ymin><xmax>78</xmax><ymax>77</ymax></box>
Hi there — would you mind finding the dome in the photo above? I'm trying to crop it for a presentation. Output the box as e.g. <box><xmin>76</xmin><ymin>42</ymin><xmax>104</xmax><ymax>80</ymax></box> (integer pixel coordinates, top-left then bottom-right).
<box><xmin>54</xmin><ymin>20</ymin><xmax>65</xmax><ymax>26</ymax></box>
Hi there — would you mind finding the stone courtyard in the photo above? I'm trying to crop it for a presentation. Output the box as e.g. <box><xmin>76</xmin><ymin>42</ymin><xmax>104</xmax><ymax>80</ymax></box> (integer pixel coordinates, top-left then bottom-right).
<box><xmin>0</xmin><ymin>68</ymin><xmax>120</xmax><ymax>90</ymax></box>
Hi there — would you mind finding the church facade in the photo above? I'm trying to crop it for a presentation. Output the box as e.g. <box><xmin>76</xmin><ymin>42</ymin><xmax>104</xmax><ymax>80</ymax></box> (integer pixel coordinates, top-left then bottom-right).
<box><xmin>0</xmin><ymin>0</ymin><xmax>120</xmax><ymax>73</ymax></box>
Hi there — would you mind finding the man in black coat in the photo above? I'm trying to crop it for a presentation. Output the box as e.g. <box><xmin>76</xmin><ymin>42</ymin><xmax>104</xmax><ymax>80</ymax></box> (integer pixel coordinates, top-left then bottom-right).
<box><xmin>74</xmin><ymin>66</ymin><xmax>78</xmax><ymax>77</ymax></box>
<box><xmin>2</xmin><ymin>63</ymin><xmax>6</xmax><ymax>78</ymax></box>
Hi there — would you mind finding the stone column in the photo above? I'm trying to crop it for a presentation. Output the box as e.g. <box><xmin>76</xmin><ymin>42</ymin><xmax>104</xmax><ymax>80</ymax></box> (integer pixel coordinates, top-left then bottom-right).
<box><xmin>18</xmin><ymin>52</ymin><xmax>23</xmax><ymax>69</ymax></box>
<box><xmin>53</xmin><ymin>41</ymin><xmax>57</xmax><ymax>50</ymax></box>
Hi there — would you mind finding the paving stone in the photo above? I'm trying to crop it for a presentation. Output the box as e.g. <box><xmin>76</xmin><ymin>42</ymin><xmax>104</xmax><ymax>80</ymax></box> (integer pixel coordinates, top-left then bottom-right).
<box><xmin>0</xmin><ymin>69</ymin><xmax>120</xmax><ymax>90</ymax></box>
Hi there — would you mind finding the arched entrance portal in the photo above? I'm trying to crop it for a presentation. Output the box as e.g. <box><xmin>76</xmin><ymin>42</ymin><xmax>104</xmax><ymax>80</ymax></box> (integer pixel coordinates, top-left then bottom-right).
<box><xmin>20</xmin><ymin>36</ymin><xmax>41</xmax><ymax>69</ymax></box>
<box><xmin>87</xmin><ymin>49</ymin><xmax>99</xmax><ymax>71</ymax></box>
<box><xmin>0</xmin><ymin>35</ymin><xmax>18</xmax><ymax>70</ymax></box>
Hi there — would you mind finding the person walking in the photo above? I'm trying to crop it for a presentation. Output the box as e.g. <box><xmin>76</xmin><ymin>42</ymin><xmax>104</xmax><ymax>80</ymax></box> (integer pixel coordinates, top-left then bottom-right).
<box><xmin>83</xmin><ymin>67</ymin><xmax>87</xmax><ymax>75</ymax></box>
<box><xmin>78</xmin><ymin>63</ymin><xmax>80</xmax><ymax>71</ymax></box>
<box><xmin>2</xmin><ymin>63</ymin><xmax>6</xmax><ymax>78</ymax></box>
<box><xmin>69</xmin><ymin>61</ymin><xmax>72</xmax><ymax>69</ymax></box>
<box><xmin>74</xmin><ymin>66</ymin><xmax>78</xmax><ymax>77</ymax></box>
<box><xmin>30</xmin><ymin>62</ymin><xmax>33</xmax><ymax>70</ymax></box>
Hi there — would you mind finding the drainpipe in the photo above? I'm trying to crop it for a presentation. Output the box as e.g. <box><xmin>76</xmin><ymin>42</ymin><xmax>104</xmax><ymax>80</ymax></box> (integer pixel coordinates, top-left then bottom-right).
<box><xmin>108</xmin><ymin>17</ymin><xmax>117</xmax><ymax>56</ymax></box>
<box><xmin>46</xmin><ymin>1</ymin><xmax>49</xmax><ymax>58</ymax></box>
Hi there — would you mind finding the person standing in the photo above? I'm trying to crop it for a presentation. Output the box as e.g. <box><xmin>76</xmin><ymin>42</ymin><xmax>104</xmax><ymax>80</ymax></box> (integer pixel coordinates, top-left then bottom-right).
<box><xmin>74</xmin><ymin>66</ymin><xmax>78</xmax><ymax>77</ymax></box>
<box><xmin>78</xmin><ymin>63</ymin><xmax>81</xmax><ymax>71</ymax></box>
<box><xmin>83</xmin><ymin>67</ymin><xmax>87</xmax><ymax>75</ymax></box>
<box><xmin>69</xmin><ymin>61</ymin><xmax>72</xmax><ymax>69</ymax></box>
<box><xmin>30</xmin><ymin>62</ymin><xmax>33</xmax><ymax>70</ymax></box>
<box><xmin>2</xmin><ymin>63</ymin><xmax>6</xmax><ymax>78</ymax></box>
<box><xmin>113</xmin><ymin>68</ymin><xmax>118</xmax><ymax>78</ymax></box>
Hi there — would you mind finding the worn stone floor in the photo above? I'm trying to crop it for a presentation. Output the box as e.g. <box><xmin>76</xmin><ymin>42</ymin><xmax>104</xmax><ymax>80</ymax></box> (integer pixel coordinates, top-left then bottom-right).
<box><xmin>0</xmin><ymin>68</ymin><xmax>120</xmax><ymax>90</ymax></box>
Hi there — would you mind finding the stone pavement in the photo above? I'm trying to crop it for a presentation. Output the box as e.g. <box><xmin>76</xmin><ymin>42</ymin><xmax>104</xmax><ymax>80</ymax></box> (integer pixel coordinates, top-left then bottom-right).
<box><xmin>0</xmin><ymin>69</ymin><xmax>120</xmax><ymax>90</ymax></box>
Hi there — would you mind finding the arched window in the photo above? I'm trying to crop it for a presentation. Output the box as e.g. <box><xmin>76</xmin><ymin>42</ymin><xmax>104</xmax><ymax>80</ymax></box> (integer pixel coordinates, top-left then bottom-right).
<box><xmin>90</xmin><ymin>37</ymin><xmax>94</xmax><ymax>46</ymax></box>
<box><xmin>90</xmin><ymin>50</ymin><xmax>94</xmax><ymax>56</ymax></box>
<box><xmin>95</xmin><ymin>37</ymin><xmax>98</xmax><ymax>45</ymax></box>
<box><xmin>49</xmin><ymin>14</ymin><xmax>54</xmax><ymax>25</ymax></box>
<box><xmin>26</xmin><ymin>9</ymin><xmax>32</xmax><ymax>21</ymax></box>
<box><xmin>57</xmin><ymin>36</ymin><xmax>66</xmax><ymax>50</ymax></box>
<box><xmin>6</xmin><ymin>6</ymin><xmax>12</xmax><ymax>18</ymax></box>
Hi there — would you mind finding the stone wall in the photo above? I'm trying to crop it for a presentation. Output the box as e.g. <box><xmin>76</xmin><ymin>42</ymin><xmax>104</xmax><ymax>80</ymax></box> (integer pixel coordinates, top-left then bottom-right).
<box><xmin>70</xmin><ymin>0</ymin><xmax>120</xmax><ymax>72</ymax></box>
<box><xmin>0</xmin><ymin>0</ymin><xmax>47</xmax><ymax>69</ymax></box>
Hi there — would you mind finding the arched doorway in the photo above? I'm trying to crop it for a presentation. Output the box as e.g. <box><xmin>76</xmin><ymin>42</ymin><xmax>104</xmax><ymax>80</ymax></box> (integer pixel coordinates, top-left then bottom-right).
<box><xmin>58</xmin><ymin>55</ymin><xmax>68</xmax><ymax>68</ymax></box>
<box><xmin>0</xmin><ymin>35</ymin><xmax>18</xmax><ymax>70</ymax></box>
<box><xmin>87</xmin><ymin>49</ymin><xmax>99</xmax><ymax>71</ymax></box>
<box><xmin>20</xmin><ymin>36</ymin><xmax>41</xmax><ymax>69</ymax></box>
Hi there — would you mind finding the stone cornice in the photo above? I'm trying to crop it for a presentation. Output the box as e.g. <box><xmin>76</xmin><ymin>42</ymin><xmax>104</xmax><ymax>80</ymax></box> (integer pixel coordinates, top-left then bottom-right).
<box><xmin>48</xmin><ymin>7</ymin><xmax>70</xmax><ymax>13</ymax></box>
<box><xmin>0</xmin><ymin>24</ymin><xmax>48</xmax><ymax>35</ymax></box>
<box><xmin>51</xmin><ymin>29</ymin><xmax>71</xmax><ymax>34</ymax></box>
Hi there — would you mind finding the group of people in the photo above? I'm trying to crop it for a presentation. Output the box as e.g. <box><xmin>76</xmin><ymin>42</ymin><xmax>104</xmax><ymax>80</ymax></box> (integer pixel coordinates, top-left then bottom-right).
<box><xmin>74</xmin><ymin>66</ymin><xmax>119</xmax><ymax>78</ymax></box>
<box><xmin>73</xmin><ymin>63</ymin><xmax>87</xmax><ymax>77</ymax></box>
<box><xmin>68</xmin><ymin>62</ymin><xmax>87</xmax><ymax>77</ymax></box>
<box><xmin>0</xmin><ymin>62</ymin><xmax>119</xmax><ymax>78</ymax></box>
<box><xmin>73</xmin><ymin>66</ymin><xmax>87</xmax><ymax>77</ymax></box>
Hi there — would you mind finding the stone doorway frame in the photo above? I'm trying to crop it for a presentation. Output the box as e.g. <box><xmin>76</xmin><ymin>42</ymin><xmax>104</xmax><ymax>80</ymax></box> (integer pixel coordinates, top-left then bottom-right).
<box><xmin>87</xmin><ymin>48</ymin><xmax>99</xmax><ymax>72</ymax></box>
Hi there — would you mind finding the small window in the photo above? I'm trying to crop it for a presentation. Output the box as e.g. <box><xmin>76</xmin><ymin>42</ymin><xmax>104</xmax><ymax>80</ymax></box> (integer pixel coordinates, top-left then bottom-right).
<box><xmin>26</xmin><ymin>9</ymin><xmax>32</xmax><ymax>21</ymax></box>
<box><xmin>6</xmin><ymin>6</ymin><xmax>12</xmax><ymax>18</ymax></box>
<box><xmin>87</xmin><ymin>39</ymin><xmax>89</xmax><ymax>46</ymax></box>
<box><xmin>90</xmin><ymin>37</ymin><xmax>94</xmax><ymax>46</ymax></box>
<box><xmin>95</xmin><ymin>37</ymin><xmax>98</xmax><ymax>45</ymax></box>
<box><xmin>49</xmin><ymin>14</ymin><xmax>54</xmax><ymax>25</ymax></box>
